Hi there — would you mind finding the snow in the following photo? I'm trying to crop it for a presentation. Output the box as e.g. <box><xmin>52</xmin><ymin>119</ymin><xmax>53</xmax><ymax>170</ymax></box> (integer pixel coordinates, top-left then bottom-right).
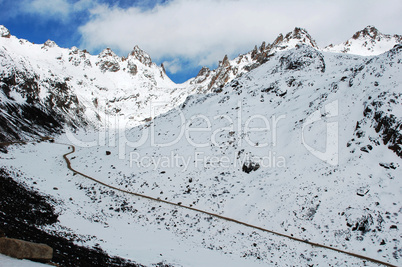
<box><xmin>0</xmin><ymin>254</ymin><xmax>48</xmax><ymax>266</ymax></box>
<box><xmin>0</xmin><ymin>28</ymin><xmax>191</xmax><ymax>130</ymax></box>
<box><xmin>1</xmin><ymin>25</ymin><xmax>402</xmax><ymax>266</ymax></box>
<box><xmin>324</xmin><ymin>26</ymin><xmax>402</xmax><ymax>56</ymax></box>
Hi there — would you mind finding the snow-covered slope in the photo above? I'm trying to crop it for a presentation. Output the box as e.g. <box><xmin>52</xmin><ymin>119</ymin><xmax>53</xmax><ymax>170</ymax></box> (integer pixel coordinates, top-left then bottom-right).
<box><xmin>0</xmin><ymin>25</ymin><xmax>190</xmax><ymax>141</ymax></box>
<box><xmin>0</xmin><ymin>254</ymin><xmax>49</xmax><ymax>267</ymax></box>
<box><xmin>325</xmin><ymin>25</ymin><xmax>402</xmax><ymax>56</ymax></box>
<box><xmin>3</xmin><ymin>43</ymin><xmax>401</xmax><ymax>266</ymax></box>
<box><xmin>1</xmin><ymin>25</ymin><xmax>402</xmax><ymax>266</ymax></box>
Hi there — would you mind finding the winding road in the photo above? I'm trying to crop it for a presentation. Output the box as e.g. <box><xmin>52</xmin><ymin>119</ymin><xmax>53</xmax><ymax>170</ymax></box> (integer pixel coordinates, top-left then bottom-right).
<box><xmin>2</xmin><ymin>138</ymin><xmax>397</xmax><ymax>267</ymax></box>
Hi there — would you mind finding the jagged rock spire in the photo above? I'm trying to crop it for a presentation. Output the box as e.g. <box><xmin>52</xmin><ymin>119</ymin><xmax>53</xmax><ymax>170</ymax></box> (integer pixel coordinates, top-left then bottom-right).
<box><xmin>283</xmin><ymin>27</ymin><xmax>318</xmax><ymax>48</ymax></box>
<box><xmin>0</xmin><ymin>25</ymin><xmax>10</xmax><ymax>38</ymax></box>
<box><xmin>220</xmin><ymin>54</ymin><xmax>230</xmax><ymax>67</ymax></box>
<box><xmin>96</xmin><ymin>48</ymin><xmax>120</xmax><ymax>72</ymax></box>
<box><xmin>41</xmin><ymin>40</ymin><xmax>58</xmax><ymax>50</ymax></box>
<box><xmin>129</xmin><ymin>45</ymin><xmax>153</xmax><ymax>67</ymax></box>
<box><xmin>352</xmin><ymin>25</ymin><xmax>379</xmax><ymax>40</ymax></box>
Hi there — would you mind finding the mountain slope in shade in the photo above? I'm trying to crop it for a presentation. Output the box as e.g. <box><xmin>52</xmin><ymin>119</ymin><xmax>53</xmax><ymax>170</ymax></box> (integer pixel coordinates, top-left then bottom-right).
<box><xmin>325</xmin><ymin>25</ymin><xmax>402</xmax><ymax>56</ymax></box>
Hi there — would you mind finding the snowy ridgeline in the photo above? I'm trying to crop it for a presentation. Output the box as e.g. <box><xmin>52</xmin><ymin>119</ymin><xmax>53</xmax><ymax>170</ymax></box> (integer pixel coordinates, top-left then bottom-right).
<box><xmin>0</xmin><ymin>24</ymin><xmax>401</xmax><ymax>142</ymax></box>
<box><xmin>1</xmin><ymin>29</ymin><xmax>401</xmax><ymax>266</ymax></box>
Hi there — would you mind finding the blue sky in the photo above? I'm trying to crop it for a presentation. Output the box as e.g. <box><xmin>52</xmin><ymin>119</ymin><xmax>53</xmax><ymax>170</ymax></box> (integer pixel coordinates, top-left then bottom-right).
<box><xmin>0</xmin><ymin>0</ymin><xmax>401</xmax><ymax>83</ymax></box>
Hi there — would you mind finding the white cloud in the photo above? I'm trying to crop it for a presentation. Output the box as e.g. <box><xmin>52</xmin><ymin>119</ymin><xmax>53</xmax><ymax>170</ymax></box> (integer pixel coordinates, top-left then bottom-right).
<box><xmin>75</xmin><ymin>0</ymin><xmax>401</xmax><ymax>68</ymax></box>
<box><xmin>163</xmin><ymin>58</ymin><xmax>182</xmax><ymax>74</ymax></box>
<box><xmin>23</xmin><ymin>0</ymin><xmax>72</xmax><ymax>18</ymax></box>
<box><xmin>21</xmin><ymin>0</ymin><xmax>97</xmax><ymax>19</ymax></box>
<box><xmin>73</xmin><ymin>0</ymin><xmax>95</xmax><ymax>12</ymax></box>
<box><xmin>78</xmin><ymin>0</ymin><xmax>402</xmax><ymax>67</ymax></box>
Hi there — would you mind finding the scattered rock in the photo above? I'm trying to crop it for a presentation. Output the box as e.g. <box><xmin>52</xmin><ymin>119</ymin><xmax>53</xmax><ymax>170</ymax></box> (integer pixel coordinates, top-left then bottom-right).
<box><xmin>242</xmin><ymin>161</ymin><xmax>260</xmax><ymax>173</ymax></box>
<box><xmin>356</xmin><ymin>187</ymin><xmax>369</xmax><ymax>196</ymax></box>
<box><xmin>360</xmin><ymin>145</ymin><xmax>373</xmax><ymax>153</ymax></box>
<box><xmin>379</xmin><ymin>162</ymin><xmax>398</xmax><ymax>169</ymax></box>
<box><xmin>0</xmin><ymin>237</ymin><xmax>53</xmax><ymax>261</ymax></box>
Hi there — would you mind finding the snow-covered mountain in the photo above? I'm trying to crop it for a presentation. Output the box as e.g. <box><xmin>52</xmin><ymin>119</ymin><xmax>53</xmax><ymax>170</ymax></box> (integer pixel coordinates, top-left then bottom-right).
<box><xmin>325</xmin><ymin>25</ymin><xmax>402</xmax><ymax>56</ymax></box>
<box><xmin>1</xmin><ymin>25</ymin><xmax>402</xmax><ymax>266</ymax></box>
<box><xmin>1</xmin><ymin>25</ymin><xmax>400</xmax><ymax>142</ymax></box>
<box><xmin>186</xmin><ymin>27</ymin><xmax>319</xmax><ymax>92</ymax></box>
<box><xmin>189</xmin><ymin>26</ymin><xmax>402</xmax><ymax>93</ymax></box>
<box><xmin>0</xmin><ymin>25</ymin><xmax>190</xmax><ymax>141</ymax></box>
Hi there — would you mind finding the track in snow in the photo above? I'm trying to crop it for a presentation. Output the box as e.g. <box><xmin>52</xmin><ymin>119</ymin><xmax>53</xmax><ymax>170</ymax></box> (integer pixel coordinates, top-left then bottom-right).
<box><xmin>59</xmin><ymin>142</ymin><xmax>396</xmax><ymax>267</ymax></box>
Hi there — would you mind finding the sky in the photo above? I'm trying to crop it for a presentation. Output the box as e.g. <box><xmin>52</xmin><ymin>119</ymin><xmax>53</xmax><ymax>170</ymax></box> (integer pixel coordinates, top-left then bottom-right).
<box><xmin>0</xmin><ymin>0</ymin><xmax>401</xmax><ymax>83</ymax></box>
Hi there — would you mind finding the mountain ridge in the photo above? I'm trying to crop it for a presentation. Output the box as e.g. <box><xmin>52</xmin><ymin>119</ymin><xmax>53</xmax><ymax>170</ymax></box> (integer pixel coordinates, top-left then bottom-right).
<box><xmin>0</xmin><ymin>24</ymin><xmax>401</xmax><ymax>142</ymax></box>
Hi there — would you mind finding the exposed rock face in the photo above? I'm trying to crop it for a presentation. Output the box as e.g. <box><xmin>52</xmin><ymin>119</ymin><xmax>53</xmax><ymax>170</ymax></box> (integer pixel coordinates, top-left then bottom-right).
<box><xmin>129</xmin><ymin>45</ymin><xmax>153</xmax><ymax>67</ymax></box>
<box><xmin>282</xmin><ymin>27</ymin><xmax>319</xmax><ymax>49</ymax></box>
<box><xmin>41</xmin><ymin>40</ymin><xmax>58</xmax><ymax>50</ymax></box>
<box><xmin>190</xmin><ymin>27</ymin><xmax>319</xmax><ymax>92</ymax></box>
<box><xmin>96</xmin><ymin>48</ymin><xmax>121</xmax><ymax>72</ymax></box>
<box><xmin>352</xmin><ymin>25</ymin><xmax>380</xmax><ymax>40</ymax></box>
<box><xmin>0</xmin><ymin>237</ymin><xmax>53</xmax><ymax>261</ymax></box>
<box><xmin>69</xmin><ymin>46</ymin><xmax>92</xmax><ymax>68</ymax></box>
<box><xmin>0</xmin><ymin>45</ymin><xmax>88</xmax><ymax>141</ymax></box>
<box><xmin>352</xmin><ymin>25</ymin><xmax>402</xmax><ymax>45</ymax></box>
<box><xmin>197</xmin><ymin>67</ymin><xmax>211</xmax><ymax>83</ymax></box>
<box><xmin>278</xmin><ymin>45</ymin><xmax>326</xmax><ymax>73</ymax></box>
<box><xmin>346</xmin><ymin>45</ymin><xmax>402</xmax><ymax>159</ymax></box>
<box><xmin>0</xmin><ymin>25</ymin><xmax>10</xmax><ymax>38</ymax></box>
<box><xmin>126</xmin><ymin>59</ymin><xmax>138</xmax><ymax>75</ymax></box>
<box><xmin>362</xmin><ymin>92</ymin><xmax>402</xmax><ymax>158</ymax></box>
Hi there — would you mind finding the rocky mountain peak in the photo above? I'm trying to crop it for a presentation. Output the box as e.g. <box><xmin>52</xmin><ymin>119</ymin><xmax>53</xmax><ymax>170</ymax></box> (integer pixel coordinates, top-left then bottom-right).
<box><xmin>191</xmin><ymin>27</ymin><xmax>320</xmax><ymax>93</ymax></box>
<box><xmin>220</xmin><ymin>55</ymin><xmax>230</xmax><ymax>67</ymax></box>
<box><xmin>41</xmin><ymin>40</ymin><xmax>58</xmax><ymax>50</ymax></box>
<box><xmin>325</xmin><ymin>25</ymin><xmax>401</xmax><ymax>56</ymax></box>
<box><xmin>259</xmin><ymin>41</ymin><xmax>266</xmax><ymax>52</ymax></box>
<box><xmin>282</xmin><ymin>27</ymin><xmax>318</xmax><ymax>48</ymax></box>
<box><xmin>98</xmin><ymin>47</ymin><xmax>118</xmax><ymax>58</ymax></box>
<box><xmin>129</xmin><ymin>45</ymin><xmax>153</xmax><ymax>67</ymax></box>
<box><xmin>0</xmin><ymin>25</ymin><xmax>11</xmax><ymax>38</ymax></box>
<box><xmin>197</xmin><ymin>66</ymin><xmax>211</xmax><ymax>76</ymax></box>
<box><xmin>352</xmin><ymin>25</ymin><xmax>380</xmax><ymax>40</ymax></box>
<box><xmin>272</xmin><ymin>34</ymin><xmax>284</xmax><ymax>46</ymax></box>
<box><xmin>68</xmin><ymin>46</ymin><xmax>92</xmax><ymax>68</ymax></box>
<box><xmin>96</xmin><ymin>48</ymin><xmax>120</xmax><ymax>72</ymax></box>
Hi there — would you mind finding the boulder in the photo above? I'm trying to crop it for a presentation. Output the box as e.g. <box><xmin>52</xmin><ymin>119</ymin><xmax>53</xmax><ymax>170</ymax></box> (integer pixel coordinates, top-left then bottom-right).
<box><xmin>0</xmin><ymin>237</ymin><xmax>53</xmax><ymax>261</ymax></box>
